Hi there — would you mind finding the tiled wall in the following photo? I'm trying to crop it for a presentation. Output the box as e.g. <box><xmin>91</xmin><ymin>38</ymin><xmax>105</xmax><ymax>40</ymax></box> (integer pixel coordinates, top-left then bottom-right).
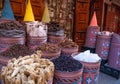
<box><xmin>47</xmin><ymin>0</ymin><xmax>75</xmax><ymax>38</ymax></box>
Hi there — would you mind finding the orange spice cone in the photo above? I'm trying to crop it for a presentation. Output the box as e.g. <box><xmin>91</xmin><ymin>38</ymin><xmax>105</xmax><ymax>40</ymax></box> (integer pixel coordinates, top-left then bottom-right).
<box><xmin>24</xmin><ymin>0</ymin><xmax>35</xmax><ymax>21</ymax></box>
<box><xmin>89</xmin><ymin>11</ymin><xmax>98</xmax><ymax>26</ymax></box>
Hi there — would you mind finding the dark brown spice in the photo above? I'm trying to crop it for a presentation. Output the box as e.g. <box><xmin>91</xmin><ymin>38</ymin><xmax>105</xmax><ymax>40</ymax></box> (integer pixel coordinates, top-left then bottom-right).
<box><xmin>0</xmin><ymin>44</ymin><xmax>34</xmax><ymax>58</ymax></box>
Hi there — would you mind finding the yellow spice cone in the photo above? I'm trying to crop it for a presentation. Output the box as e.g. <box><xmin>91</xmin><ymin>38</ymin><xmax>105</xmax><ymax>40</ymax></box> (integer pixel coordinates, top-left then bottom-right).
<box><xmin>42</xmin><ymin>2</ymin><xmax>50</xmax><ymax>23</ymax></box>
<box><xmin>24</xmin><ymin>0</ymin><xmax>35</xmax><ymax>21</ymax></box>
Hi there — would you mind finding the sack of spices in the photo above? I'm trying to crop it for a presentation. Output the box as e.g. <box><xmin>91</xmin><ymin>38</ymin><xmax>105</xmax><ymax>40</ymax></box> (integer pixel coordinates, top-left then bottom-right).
<box><xmin>1</xmin><ymin>52</ymin><xmax>54</xmax><ymax>84</ymax></box>
<box><xmin>73</xmin><ymin>50</ymin><xmax>101</xmax><ymax>84</ymax></box>
<box><xmin>26</xmin><ymin>21</ymin><xmax>47</xmax><ymax>49</ymax></box>
<box><xmin>0</xmin><ymin>21</ymin><xmax>26</xmax><ymax>52</ymax></box>
<box><xmin>35</xmin><ymin>43</ymin><xmax>61</xmax><ymax>60</ymax></box>
<box><xmin>52</xmin><ymin>55</ymin><xmax>83</xmax><ymax>84</ymax></box>
<box><xmin>59</xmin><ymin>39</ymin><xmax>79</xmax><ymax>56</ymax></box>
<box><xmin>47</xmin><ymin>21</ymin><xmax>65</xmax><ymax>44</ymax></box>
<box><xmin>0</xmin><ymin>44</ymin><xmax>34</xmax><ymax>66</ymax></box>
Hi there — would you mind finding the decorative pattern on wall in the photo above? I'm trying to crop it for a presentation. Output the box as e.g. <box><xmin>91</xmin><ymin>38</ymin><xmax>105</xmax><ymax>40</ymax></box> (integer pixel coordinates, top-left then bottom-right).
<box><xmin>47</xmin><ymin>0</ymin><xmax>75</xmax><ymax>38</ymax></box>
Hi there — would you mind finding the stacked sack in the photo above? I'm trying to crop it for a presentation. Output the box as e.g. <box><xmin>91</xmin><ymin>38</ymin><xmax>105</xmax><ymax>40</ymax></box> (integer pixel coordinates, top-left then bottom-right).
<box><xmin>47</xmin><ymin>22</ymin><xmax>65</xmax><ymax>44</ymax></box>
<box><xmin>0</xmin><ymin>20</ymin><xmax>26</xmax><ymax>52</ymax></box>
<box><xmin>59</xmin><ymin>39</ymin><xmax>79</xmax><ymax>55</ymax></box>
<box><xmin>26</xmin><ymin>21</ymin><xmax>47</xmax><ymax>49</ymax></box>
<box><xmin>35</xmin><ymin>43</ymin><xmax>61</xmax><ymax>60</ymax></box>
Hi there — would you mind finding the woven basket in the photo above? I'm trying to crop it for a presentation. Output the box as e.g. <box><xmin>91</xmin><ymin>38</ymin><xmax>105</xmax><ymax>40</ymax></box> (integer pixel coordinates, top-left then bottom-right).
<box><xmin>53</xmin><ymin>65</ymin><xmax>83</xmax><ymax>84</ymax></box>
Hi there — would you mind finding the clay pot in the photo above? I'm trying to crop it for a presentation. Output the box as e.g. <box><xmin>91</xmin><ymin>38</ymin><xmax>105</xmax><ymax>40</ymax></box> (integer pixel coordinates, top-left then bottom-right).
<box><xmin>53</xmin><ymin>64</ymin><xmax>83</xmax><ymax>84</ymax></box>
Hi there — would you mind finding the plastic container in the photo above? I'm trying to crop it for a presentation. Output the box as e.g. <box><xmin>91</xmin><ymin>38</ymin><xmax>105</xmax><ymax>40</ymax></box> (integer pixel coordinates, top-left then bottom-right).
<box><xmin>108</xmin><ymin>43</ymin><xmax>120</xmax><ymax>69</ymax></box>
<box><xmin>95</xmin><ymin>35</ymin><xmax>111</xmax><ymax>60</ymax></box>
<box><xmin>53</xmin><ymin>64</ymin><xmax>83</xmax><ymax>84</ymax></box>
<box><xmin>85</xmin><ymin>26</ymin><xmax>100</xmax><ymax>48</ymax></box>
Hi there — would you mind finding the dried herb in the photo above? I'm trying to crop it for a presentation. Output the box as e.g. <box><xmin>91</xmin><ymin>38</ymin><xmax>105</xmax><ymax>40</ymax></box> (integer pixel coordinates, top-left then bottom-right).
<box><xmin>0</xmin><ymin>44</ymin><xmax>34</xmax><ymax>58</ymax></box>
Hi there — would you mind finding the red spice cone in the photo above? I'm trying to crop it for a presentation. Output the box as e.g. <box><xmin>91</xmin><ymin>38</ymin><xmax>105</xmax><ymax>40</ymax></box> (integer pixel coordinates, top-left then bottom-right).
<box><xmin>89</xmin><ymin>11</ymin><xmax>98</xmax><ymax>26</ymax></box>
